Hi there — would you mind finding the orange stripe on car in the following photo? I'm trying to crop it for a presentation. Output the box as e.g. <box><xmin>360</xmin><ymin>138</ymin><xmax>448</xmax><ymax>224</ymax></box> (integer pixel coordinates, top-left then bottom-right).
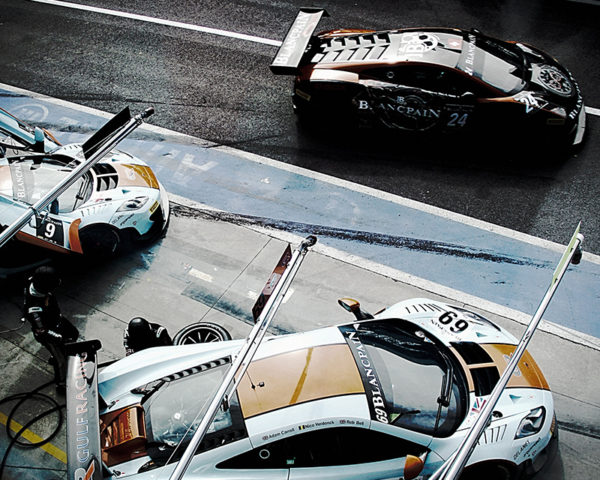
<box><xmin>237</xmin><ymin>344</ymin><xmax>364</xmax><ymax>419</ymax></box>
<box><xmin>68</xmin><ymin>218</ymin><xmax>83</xmax><ymax>254</ymax></box>
<box><xmin>481</xmin><ymin>344</ymin><xmax>550</xmax><ymax>390</ymax></box>
<box><xmin>114</xmin><ymin>164</ymin><xmax>159</xmax><ymax>189</ymax></box>
<box><xmin>15</xmin><ymin>231</ymin><xmax>70</xmax><ymax>253</ymax></box>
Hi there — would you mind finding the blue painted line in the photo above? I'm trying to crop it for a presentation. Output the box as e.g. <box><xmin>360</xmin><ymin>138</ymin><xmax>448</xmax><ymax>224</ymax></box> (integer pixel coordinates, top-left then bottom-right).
<box><xmin>1</xmin><ymin>88</ymin><xmax>598</xmax><ymax>340</ymax></box>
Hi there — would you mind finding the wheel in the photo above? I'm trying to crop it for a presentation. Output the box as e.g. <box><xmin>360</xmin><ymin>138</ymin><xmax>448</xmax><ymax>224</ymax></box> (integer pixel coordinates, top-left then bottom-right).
<box><xmin>173</xmin><ymin>322</ymin><xmax>232</xmax><ymax>345</ymax></box>
<box><xmin>460</xmin><ymin>462</ymin><xmax>515</xmax><ymax>480</ymax></box>
<box><xmin>79</xmin><ymin>225</ymin><xmax>121</xmax><ymax>257</ymax></box>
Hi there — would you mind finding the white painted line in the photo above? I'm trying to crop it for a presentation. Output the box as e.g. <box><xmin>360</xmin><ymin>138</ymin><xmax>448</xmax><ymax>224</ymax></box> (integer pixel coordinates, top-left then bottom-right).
<box><xmin>3</xmin><ymin>80</ymin><xmax>598</xmax><ymax>266</ymax></box>
<box><xmin>31</xmin><ymin>0</ymin><xmax>282</xmax><ymax>47</ymax></box>
<box><xmin>188</xmin><ymin>268</ymin><xmax>213</xmax><ymax>283</ymax></box>
<box><xmin>586</xmin><ymin>106</ymin><xmax>600</xmax><ymax>117</ymax></box>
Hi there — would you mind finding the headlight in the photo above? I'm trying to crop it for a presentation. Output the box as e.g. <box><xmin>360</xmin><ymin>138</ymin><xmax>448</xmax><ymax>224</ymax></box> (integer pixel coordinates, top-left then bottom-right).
<box><xmin>118</xmin><ymin>196</ymin><xmax>149</xmax><ymax>211</ymax></box>
<box><xmin>515</xmin><ymin>407</ymin><xmax>546</xmax><ymax>439</ymax></box>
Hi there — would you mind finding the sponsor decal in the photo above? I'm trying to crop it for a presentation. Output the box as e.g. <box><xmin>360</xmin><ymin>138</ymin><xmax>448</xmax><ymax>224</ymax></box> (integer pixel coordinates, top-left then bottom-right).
<box><xmin>340</xmin><ymin>325</ymin><xmax>389</xmax><ymax>423</ymax></box>
<box><xmin>273</xmin><ymin>11</ymin><xmax>317</xmax><ymax>67</ymax></box>
<box><xmin>514</xmin><ymin>437</ymin><xmax>541</xmax><ymax>461</ymax></box>
<box><xmin>11</xmin><ymin>163</ymin><xmax>27</xmax><ymax>200</ymax></box>
<box><xmin>463</xmin><ymin>34</ymin><xmax>477</xmax><ymax>76</ymax></box>
<box><xmin>111</xmin><ymin>213</ymin><xmax>134</xmax><ymax>227</ymax></box>
<box><xmin>398</xmin><ymin>32</ymin><xmax>439</xmax><ymax>57</ymax></box>
<box><xmin>252</xmin><ymin>245</ymin><xmax>292</xmax><ymax>321</ymax></box>
<box><xmin>149</xmin><ymin>200</ymin><xmax>159</xmax><ymax>214</ymax></box>
<box><xmin>538</xmin><ymin>66</ymin><xmax>573</xmax><ymax>97</ymax></box>
<box><xmin>356</xmin><ymin>94</ymin><xmax>442</xmax><ymax>131</ymax></box>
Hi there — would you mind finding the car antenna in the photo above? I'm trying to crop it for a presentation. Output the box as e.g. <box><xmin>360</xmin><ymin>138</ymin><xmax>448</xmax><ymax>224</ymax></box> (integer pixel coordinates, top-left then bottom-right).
<box><xmin>168</xmin><ymin>235</ymin><xmax>317</xmax><ymax>480</ymax></box>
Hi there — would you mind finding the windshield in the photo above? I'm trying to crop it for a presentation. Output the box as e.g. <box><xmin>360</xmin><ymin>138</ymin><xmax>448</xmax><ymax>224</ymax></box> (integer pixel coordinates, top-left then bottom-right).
<box><xmin>7</xmin><ymin>157</ymin><xmax>92</xmax><ymax>212</ymax></box>
<box><xmin>340</xmin><ymin>319</ymin><xmax>467</xmax><ymax>437</ymax></box>
<box><xmin>458</xmin><ymin>33</ymin><xmax>526</xmax><ymax>95</ymax></box>
<box><xmin>142</xmin><ymin>357</ymin><xmax>246</xmax><ymax>466</ymax></box>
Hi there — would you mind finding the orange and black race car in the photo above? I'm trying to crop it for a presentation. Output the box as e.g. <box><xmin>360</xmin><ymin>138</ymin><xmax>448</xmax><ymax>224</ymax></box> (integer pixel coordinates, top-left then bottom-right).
<box><xmin>271</xmin><ymin>9</ymin><xmax>586</xmax><ymax>146</ymax></box>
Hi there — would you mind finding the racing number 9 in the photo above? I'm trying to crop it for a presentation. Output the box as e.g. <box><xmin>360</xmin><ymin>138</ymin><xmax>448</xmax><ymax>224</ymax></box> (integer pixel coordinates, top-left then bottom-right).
<box><xmin>36</xmin><ymin>216</ymin><xmax>64</xmax><ymax>246</ymax></box>
<box><xmin>438</xmin><ymin>311</ymin><xmax>469</xmax><ymax>333</ymax></box>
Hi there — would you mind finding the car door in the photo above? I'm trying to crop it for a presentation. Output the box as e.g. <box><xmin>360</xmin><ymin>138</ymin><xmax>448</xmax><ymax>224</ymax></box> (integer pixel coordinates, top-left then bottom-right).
<box><xmin>218</xmin><ymin>426</ymin><xmax>428</xmax><ymax>480</ymax></box>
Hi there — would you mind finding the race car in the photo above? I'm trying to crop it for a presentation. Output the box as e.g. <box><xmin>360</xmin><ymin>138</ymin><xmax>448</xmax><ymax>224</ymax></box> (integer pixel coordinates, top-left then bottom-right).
<box><xmin>66</xmin><ymin>298</ymin><xmax>556</xmax><ymax>479</ymax></box>
<box><xmin>0</xmin><ymin>106</ymin><xmax>60</xmax><ymax>155</ymax></box>
<box><xmin>271</xmin><ymin>9</ymin><xmax>586</xmax><ymax>146</ymax></box>
<box><xmin>0</xmin><ymin>109</ymin><xmax>169</xmax><ymax>256</ymax></box>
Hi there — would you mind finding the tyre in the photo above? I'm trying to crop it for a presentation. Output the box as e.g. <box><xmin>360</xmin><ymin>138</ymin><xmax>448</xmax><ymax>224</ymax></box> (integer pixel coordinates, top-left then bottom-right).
<box><xmin>460</xmin><ymin>462</ymin><xmax>515</xmax><ymax>480</ymax></box>
<box><xmin>79</xmin><ymin>225</ymin><xmax>121</xmax><ymax>257</ymax></box>
<box><xmin>173</xmin><ymin>322</ymin><xmax>232</xmax><ymax>345</ymax></box>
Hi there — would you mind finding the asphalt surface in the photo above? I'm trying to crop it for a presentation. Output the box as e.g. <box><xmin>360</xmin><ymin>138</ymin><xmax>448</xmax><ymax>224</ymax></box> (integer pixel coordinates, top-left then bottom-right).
<box><xmin>0</xmin><ymin>0</ymin><xmax>599</xmax><ymax>253</ymax></box>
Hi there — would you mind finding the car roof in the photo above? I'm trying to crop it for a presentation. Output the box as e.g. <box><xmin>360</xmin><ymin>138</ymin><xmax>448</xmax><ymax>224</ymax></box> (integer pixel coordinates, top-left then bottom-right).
<box><xmin>238</xmin><ymin>343</ymin><xmax>365</xmax><ymax>419</ymax></box>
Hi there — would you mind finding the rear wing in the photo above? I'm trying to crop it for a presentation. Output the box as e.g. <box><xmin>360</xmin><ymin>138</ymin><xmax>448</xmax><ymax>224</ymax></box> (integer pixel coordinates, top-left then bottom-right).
<box><xmin>270</xmin><ymin>8</ymin><xmax>328</xmax><ymax>75</ymax></box>
<box><xmin>66</xmin><ymin>340</ymin><xmax>103</xmax><ymax>480</ymax></box>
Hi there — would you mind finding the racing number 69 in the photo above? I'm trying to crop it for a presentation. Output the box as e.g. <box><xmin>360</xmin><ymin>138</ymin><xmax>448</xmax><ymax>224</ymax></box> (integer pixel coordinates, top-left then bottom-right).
<box><xmin>438</xmin><ymin>311</ymin><xmax>468</xmax><ymax>333</ymax></box>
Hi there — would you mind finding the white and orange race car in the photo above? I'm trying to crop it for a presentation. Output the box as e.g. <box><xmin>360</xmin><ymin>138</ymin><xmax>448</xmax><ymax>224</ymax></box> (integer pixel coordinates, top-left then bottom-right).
<box><xmin>0</xmin><ymin>108</ymin><xmax>169</xmax><ymax>256</ymax></box>
<box><xmin>67</xmin><ymin>279</ymin><xmax>558</xmax><ymax>479</ymax></box>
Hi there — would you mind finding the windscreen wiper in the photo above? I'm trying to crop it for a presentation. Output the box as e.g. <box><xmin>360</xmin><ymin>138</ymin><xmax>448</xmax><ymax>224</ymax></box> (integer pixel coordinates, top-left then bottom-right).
<box><xmin>433</xmin><ymin>351</ymin><xmax>454</xmax><ymax>433</ymax></box>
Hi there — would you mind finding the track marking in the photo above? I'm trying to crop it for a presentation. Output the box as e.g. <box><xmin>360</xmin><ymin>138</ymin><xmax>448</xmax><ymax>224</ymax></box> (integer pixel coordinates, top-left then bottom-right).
<box><xmin>586</xmin><ymin>106</ymin><xmax>600</xmax><ymax>117</ymax></box>
<box><xmin>30</xmin><ymin>0</ymin><xmax>282</xmax><ymax>47</ymax></box>
<box><xmin>188</xmin><ymin>268</ymin><xmax>213</xmax><ymax>283</ymax></box>
<box><xmin>0</xmin><ymin>411</ymin><xmax>67</xmax><ymax>464</ymax></box>
<box><xmin>2</xmin><ymin>81</ymin><xmax>598</xmax><ymax>266</ymax></box>
<box><xmin>28</xmin><ymin>1</ymin><xmax>600</xmax><ymax>118</ymax></box>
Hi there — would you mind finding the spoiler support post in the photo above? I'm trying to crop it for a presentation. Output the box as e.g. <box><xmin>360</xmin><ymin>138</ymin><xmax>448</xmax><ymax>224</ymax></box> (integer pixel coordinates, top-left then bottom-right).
<box><xmin>0</xmin><ymin>107</ymin><xmax>154</xmax><ymax>250</ymax></box>
<box><xmin>429</xmin><ymin>223</ymin><xmax>584</xmax><ymax>480</ymax></box>
<box><xmin>168</xmin><ymin>235</ymin><xmax>317</xmax><ymax>480</ymax></box>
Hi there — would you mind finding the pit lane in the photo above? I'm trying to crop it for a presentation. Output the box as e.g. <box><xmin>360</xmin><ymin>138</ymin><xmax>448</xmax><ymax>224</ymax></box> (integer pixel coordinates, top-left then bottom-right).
<box><xmin>1</xmin><ymin>0</ymin><xmax>599</xmax><ymax>478</ymax></box>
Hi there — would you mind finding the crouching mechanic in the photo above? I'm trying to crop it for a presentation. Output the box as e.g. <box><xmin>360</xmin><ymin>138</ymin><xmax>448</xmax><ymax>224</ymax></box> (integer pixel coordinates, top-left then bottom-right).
<box><xmin>123</xmin><ymin>317</ymin><xmax>172</xmax><ymax>355</ymax></box>
<box><xmin>23</xmin><ymin>266</ymin><xmax>79</xmax><ymax>391</ymax></box>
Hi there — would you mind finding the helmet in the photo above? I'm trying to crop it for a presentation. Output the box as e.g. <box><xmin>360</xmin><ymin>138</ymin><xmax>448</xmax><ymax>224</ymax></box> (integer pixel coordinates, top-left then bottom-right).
<box><xmin>126</xmin><ymin>317</ymin><xmax>155</xmax><ymax>352</ymax></box>
<box><xmin>31</xmin><ymin>266</ymin><xmax>61</xmax><ymax>294</ymax></box>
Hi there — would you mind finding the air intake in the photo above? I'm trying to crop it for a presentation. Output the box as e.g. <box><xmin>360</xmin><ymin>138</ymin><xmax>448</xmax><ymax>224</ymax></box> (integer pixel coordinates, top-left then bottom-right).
<box><xmin>451</xmin><ymin>342</ymin><xmax>493</xmax><ymax>365</ymax></box>
<box><xmin>470</xmin><ymin>366</ymin><xmax>500</xmax><ymax>397</ymax></box>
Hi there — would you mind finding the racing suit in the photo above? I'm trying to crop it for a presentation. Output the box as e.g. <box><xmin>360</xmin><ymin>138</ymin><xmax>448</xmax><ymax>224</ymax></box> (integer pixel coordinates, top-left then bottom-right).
<box><xmin>23</xmin><ymin>283</ymin><xmax>79</xmax><ymax>389</ymax></box>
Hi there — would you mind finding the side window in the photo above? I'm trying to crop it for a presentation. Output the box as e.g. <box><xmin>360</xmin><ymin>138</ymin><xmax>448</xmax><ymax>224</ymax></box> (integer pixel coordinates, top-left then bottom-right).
<box><xmin>217</xmin><ymin>427</ymin><xmax>427</xmax><ymax>469</ymax></box>
<box><xmin>361</xmin><ymin>66</ymin><xmax>488</xmax><ymax>97</ymax></box>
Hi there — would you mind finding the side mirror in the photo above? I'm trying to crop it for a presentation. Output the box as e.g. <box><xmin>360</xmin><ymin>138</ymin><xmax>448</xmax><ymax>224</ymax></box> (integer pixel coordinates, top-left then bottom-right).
<box><xmin>33</xmin><ymin>127</ymin><xmax>46</xmax><ymax>152</ymax></box>
<box><xmin>404</xmin><ymin>454</ymin><xmax>425</xmax><ymax>480</ymax></box>
<box><xmin>337</xmin><ymin>298</ymin><xmax>374</xmax><ymax>320</ymax></box>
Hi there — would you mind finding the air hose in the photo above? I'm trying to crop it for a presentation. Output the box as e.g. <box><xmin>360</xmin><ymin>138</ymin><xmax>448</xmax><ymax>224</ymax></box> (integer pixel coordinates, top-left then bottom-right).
<box><xmin>0</xmin><ymin>380</ymin><xmax>65</xmax><ymax>479</ymax></box>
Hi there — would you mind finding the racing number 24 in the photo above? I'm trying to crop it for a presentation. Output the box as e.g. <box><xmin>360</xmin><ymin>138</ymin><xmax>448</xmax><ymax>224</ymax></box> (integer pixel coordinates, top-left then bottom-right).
<box><xmin>438</xmin><ymin>311</ymin><xmax>468</xmax><ymax>333</ymax></box>
<box><xmin>447</xmin><ymin>112</ymin><xmax>469</xmax><ymax>128</ymax></box>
